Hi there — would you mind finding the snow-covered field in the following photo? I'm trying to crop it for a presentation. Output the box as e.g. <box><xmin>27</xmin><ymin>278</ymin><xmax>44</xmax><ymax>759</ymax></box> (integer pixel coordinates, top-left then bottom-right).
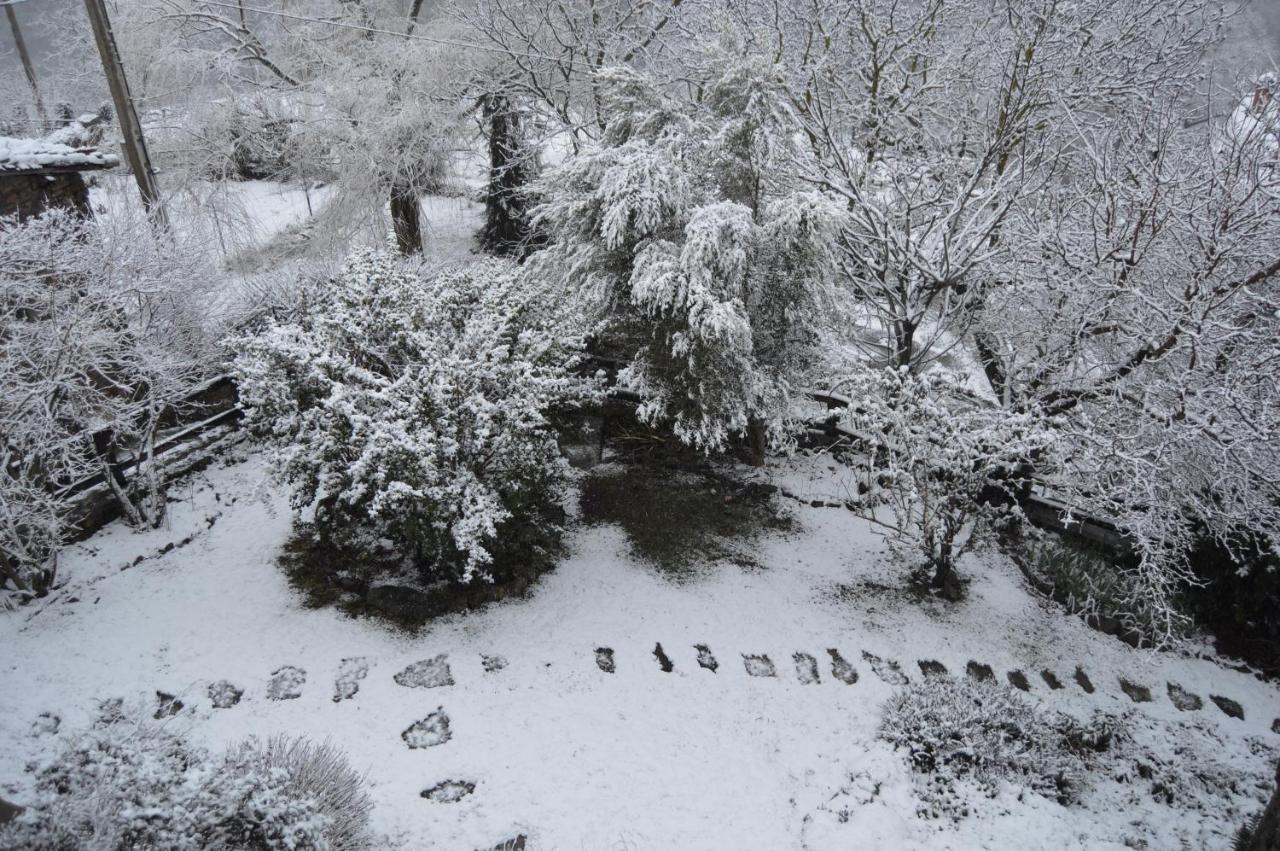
<box><xmin>2</xmin><ymin>447</ymin><xmax>1276</xmax><ymax>849</ymax></box>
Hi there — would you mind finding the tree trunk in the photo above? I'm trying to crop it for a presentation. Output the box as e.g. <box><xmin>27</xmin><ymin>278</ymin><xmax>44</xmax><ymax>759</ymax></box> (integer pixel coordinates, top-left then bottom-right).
<box><xmin>390</xmin><ymin>184</ymin><xmax>422</xmax><ymax>255</ymax></box>
<box><xmin>479</xmin><ymin>92</ymin><xmax>534</xmax><ymax>257</ymax></box>
<box><xmin>932</xmin><ymin>547</ymin><xmax>962</xmax><ymax>601</ymax></box>
<box><xmin>746</xmin><ymin>417</ymin><xmax>767</xmax><ymax>467</ymax></box>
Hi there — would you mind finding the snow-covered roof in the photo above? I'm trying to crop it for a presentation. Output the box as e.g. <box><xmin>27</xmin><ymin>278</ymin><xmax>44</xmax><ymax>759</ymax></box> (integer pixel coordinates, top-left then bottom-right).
<box><xmin>0</xmin><ymin>135</ymin><xmax>119</xmax><ymax>175</ymax></box>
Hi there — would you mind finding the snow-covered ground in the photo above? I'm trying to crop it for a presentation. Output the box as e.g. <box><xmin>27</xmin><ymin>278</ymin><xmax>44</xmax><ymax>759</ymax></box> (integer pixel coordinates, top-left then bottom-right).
<box><xmin>2</xmin><ymin>447</ymin><xmax>1276</xmax><ymax>849</ymax></box>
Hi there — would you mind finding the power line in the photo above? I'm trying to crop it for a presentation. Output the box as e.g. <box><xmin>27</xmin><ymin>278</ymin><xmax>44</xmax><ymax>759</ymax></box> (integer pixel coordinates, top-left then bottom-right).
<box><xmin>194</xmin><ymin>0</ymin><xmax>568</xmax><ymax>64</ymax></box>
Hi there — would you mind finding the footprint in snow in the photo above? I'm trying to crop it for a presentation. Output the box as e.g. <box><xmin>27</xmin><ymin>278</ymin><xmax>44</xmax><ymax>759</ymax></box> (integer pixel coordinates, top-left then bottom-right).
<box><xmin>1118</xmin><ymin>678</ymin><xmax>1153</xmax><ymax>703</ymax></box>
<box><xmin>333</xmin><ymin>657</ymin><xmax>369</xmax><ymax>703</ymax></box>
<box><xmin>695</xmin><ymin>644</ymin><xmax>718</xmax><ymax>673</ymax></box>
<box><xmin>1074</xmin><ymin>666</ymin><xmax>1095</xmax><ymax>694</ymax></box>
<box><xmin>861</xmin><ymin>651</ymin><xmax>908</xmax><ymax>686</ymax></box>
<box><xmin>1210</xmin><ymin>695</ymin><xmax>1244</xmax><ymax>720</ymax></box>
<box><xmin>827</xmin><ymin>649</ymin><xmax>857</xmax><ymax>684</ymax></box>
<box><xmin>482</xmin><ymin>654</ymin><xmax>507</xmax><ymax>673</ymax></box>
<box><xmin>743</xmin><ymin>654</ymin><xmax>777</xmax><ymax>678</ymax></box>
<box><xmin>917</xmin><ymin>660</ymin><xmax>948</xmax><ymax>678</ymax></box>
<box><xmin>394</xmin><ymin>655</ymin><xmax>454</xmax><ymax>689</ymax></box>
<box><xmin>594</xmin><ymin>648</ymin><xmax>615</xmax><ymax>673</ymax></box>
<box><xmin>1007</xmin><ymin>670</ymin><xmax>1031</xmax><ymax>692</ymax></box>
<box><xmin>1041</xmin><ymin>670</ymin><xmax>1064</xmax><ymax>690</ymax></box>
<box><xmin>267</xmin><ymin>666</ymin><xmax>306</xmax><ymax>701</ymax></box>
<box><xmin>208</xmin><ymin>680</ymin><xmax>243</xmax><ymax>708</ymax></box>
<box><xmin>154</xmin><ymin>691</ymin><xmax>185</xmax><ymax>719</ymax></box>
<box><xmin>421</xmin><ymin>780</ymin><xmax>475</xmax><ymax>803</ymax></box>
<box><xmin>794</xmin><ymin>653</ymin><xmax>821</xmax><ymax>684</ymax></box>
<box><xmin>653</xmin><ymin>643</ymin><xmax>674</xmax><ymax>673</ymax></box>
<box><xmin>966</xmin><ymin>661</ymin><xmax>995</xmax><ymax>682</ymax></box>
<box><xmin>402</xmin><ymin>709</ymin><xmax>452</xmax><ymax>748</ymax></box>
<box><xmin>1166</xmin><ymin>682</ymin><xmax>1202</xmax><ymax>711</ymax></box>
<box><xmin>30</xmin><ymin>713</ymin><xmax>60</xmax><ymax>736</ymax></box>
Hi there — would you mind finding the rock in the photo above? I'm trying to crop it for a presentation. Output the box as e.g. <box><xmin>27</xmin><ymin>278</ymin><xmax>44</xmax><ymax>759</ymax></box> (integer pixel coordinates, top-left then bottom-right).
<box><xmin>966</xmin><ymin>661</ymin><xmax>995</xmax><ymax>682</ymax></box>
<box><xmin>394</xmin><ymin>655</ymin><xmax>454</xmax><ymax>689</ymax></box>
<box><xmin>794</xmin><ymin>652</ymin><xmax>821</xmax><ymax>684</ymax></box>
<box><xmin>267</xmin><ymin>666</ymin><xmax>306</xmax><ymax>701</ymax></box>
<box><xmin>695</xmin><ymin>644</ymin><xmax>719</xmax><ymax>673</ymax></box>
<box><xmin>482</xmin><ymin>654</ymin><xmax>507</xmax><ymax>673</ymax></box>
<box><xmin>594</xmin><ymin>648</ymin><xmax>615</xmax><ymax>673</ymax></box>
<box><xmin>333</xmin><ymin>657</ymin><xmax>369</xmax><ymax>702</ymax></box>
<box><xmin>402</xmin><ymin>709</ymin><xmax>451</xmax><ymax>748</ymax></box>
<box><xmin>743</xmin><ymin>654</ymin><xmax>777</xmax><ymax>678</ymax></box>
<box><xmin>1166</xmin><ymin>682</ymin><xmax>1203</xmax><ymax>711</ymax></box>
<box><xmin>862</xmin><ymin>651</ymin><xmax>908</xmax><ymax>685</ymax></box>
<box><xmin>918</xmin><ymin>660</ymin><xmax>948</xmax><ymax>678</ymax></box>
<box><xmin>208</xmin><ymin>680</ymin><xmax>243</xmax><ymax>708</ymax></box>
<box><xmin>421</xmin><ymin>780</ymin><xmax>476</xmax><ymax>803</ymax></box>
<box><xmin>154</xmin><ymin>691</ymin><xmax>185</xmax><ymax>719</ymax></box>
<box><xmin>1007</xmin><ymin>670</ymin><xmax>1031</xmax><ymax>692</ymax></box>
<box><xmin>1210</xmin><ymin>695</ymin><xmax>1244</xmax><ymax>720</ymax></box>
<box><xmin>1118</xmin><ymin>678</ymin><xmax>1153</xmax><ymax>703</ymax></box>
<box><xmin>1041</xmin><ymin>670</ymin><xmax>1064</xmax><ymax>690</ymax></box>
<box><xmin>828</xmin><ymin>649</ymin><xmax>858</xmax><ymax>684</ymax></box>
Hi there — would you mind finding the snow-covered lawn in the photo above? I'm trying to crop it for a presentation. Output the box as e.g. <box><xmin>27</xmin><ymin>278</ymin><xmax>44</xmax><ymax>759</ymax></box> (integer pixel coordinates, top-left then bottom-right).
<box><xmin>1</xmin><ymin>447</ymin><xmax>1276</xmax><ymax>849</ymax></box>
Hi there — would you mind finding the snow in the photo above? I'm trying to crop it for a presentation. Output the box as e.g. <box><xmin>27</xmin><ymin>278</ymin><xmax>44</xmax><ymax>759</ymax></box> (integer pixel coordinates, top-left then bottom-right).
<box><xmin>0</xmin><ymin>136</ymin><xmax>119</xmax><ymax>173</ymax></box>
<box><xmin>2</xmin><ymin>449</ymin><xmax>1276</xmax><ymax>849</ymax></box>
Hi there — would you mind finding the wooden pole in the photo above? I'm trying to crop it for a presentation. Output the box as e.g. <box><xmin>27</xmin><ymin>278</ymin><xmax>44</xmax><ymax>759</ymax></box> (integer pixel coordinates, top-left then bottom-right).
<box><xmin>4</xmin><ymin>1</ymin><xmax>49</xmax><ymax>127</ymax></box>
<box><xmin>82</xmin><ymin>0</ymin><xmax>169</xmax><ymax>229</ymax></box>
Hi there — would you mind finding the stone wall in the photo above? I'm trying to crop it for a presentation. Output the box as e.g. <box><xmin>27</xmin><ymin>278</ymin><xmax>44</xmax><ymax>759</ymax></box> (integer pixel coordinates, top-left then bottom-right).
<box><xmin>0</xmin><ymin>171</ymin><xmax>93</xmax><ymax>221</ymax></box>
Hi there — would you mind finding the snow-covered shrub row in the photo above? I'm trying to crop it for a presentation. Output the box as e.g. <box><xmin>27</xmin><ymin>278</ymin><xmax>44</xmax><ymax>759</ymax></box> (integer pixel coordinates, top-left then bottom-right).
<box><xmin>1</xmin><ymin>212</ymin><xmax>218</xmax><ymax>600</ymax></box>
<box><xmin>879</xmin><ymin>676</ymin><xmax>1101</xmax><ymax>819</ymax></box>
<box><xmin>529</xmin><ymin>56</ymin><xmax>839</xmax><ymax>461</ymax></box>
<box><xmin>0</xmin><ymin>714</ymin><xmax>375</xmax><ymax>850</ymax></box>
<box><xmin>838</xmin><ymin>366</ymin><xmax>1055</xmax><ymax>597</ymax></box>
<box><xmin>232</xmin><ymin>250</ymin><xmax>599</xmax><ymax>583</ymax></box>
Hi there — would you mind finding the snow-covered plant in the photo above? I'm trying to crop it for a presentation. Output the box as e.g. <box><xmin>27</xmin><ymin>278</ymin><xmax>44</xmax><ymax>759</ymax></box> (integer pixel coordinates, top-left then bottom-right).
<box><xmin>976</xmin><ymin>82</ymin><xmax>1280</xmax><ymax>643</ymax></box>
<box><xmin>0</xmin><ymin>715</ymin><xmax>375</xmax><ymax>850</ymax></box>
<box><xmin>880</xmin><ymin>675</ymin><xmax>1098</xmax><ymax>819</ymax></box>
<box><xmin>233</xmin><ymin>251</ymin><xmax>597</xmax><ymax>583</ymax></box>
<box><xmin>531</xmin><ymin>53</ymin><xmax>840</xmax><ymax>462</ymax></box>
<box><xmin>837</xmin><ymin>367</ymin><xmax>1055</xmax><ymax>597</ymax></box>
<box><xmin>0</xmin><ymin>212</ymin><xmax>215</xmax><ymax>598</ymax></box>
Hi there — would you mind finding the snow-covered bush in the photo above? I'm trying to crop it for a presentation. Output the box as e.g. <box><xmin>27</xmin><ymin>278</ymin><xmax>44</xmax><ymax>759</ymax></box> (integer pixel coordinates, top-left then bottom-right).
<box><xmin>1</xmin><ymin>212</ymin><xmax>216</xmax><ymax>599</ymax></box>
<box><xmin>530</xmin><ymin>53</ymin><xmax>839</xmax><ymax>462</ymax></box>
<box><xmin>880</xmin><ymin>676</ymin><xmax>1098</xmax><ymax>819</ymax></box>
<box><xmin>233</xmin><ymin>251</ymin><xmax>597</xmax><ymax>583</ymax></box>
<box><xmin>0</xmin><ymin>715</ymin><xmax>375</xmax><ymax>850</ymax></box>
<box><xmin>838</xmin><ymin>367</ymin><xmax>1055</xmax><ymax>597</ymax></box>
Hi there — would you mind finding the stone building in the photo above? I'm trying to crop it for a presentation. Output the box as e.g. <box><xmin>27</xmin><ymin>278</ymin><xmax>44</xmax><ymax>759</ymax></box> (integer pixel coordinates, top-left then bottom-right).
<box><xmin>0</xmin><ymin>118</ymin><xmax>119</xmax><ymax>221</ymax></box>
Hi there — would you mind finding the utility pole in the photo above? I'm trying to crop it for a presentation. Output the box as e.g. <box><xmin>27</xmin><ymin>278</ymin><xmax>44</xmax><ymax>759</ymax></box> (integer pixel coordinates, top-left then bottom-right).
<box><xmin>82</xmin><ymin>0</ymin><xmax>169</xmax><ymax>229</ymax></box>
<box><xmin>4</xmin><ymin>0</ymin><xmax>49</xmax><ymax>127</ymax></box>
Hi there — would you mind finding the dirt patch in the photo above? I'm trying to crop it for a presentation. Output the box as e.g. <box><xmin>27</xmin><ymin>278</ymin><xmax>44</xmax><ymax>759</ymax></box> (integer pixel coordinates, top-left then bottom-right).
<box><xmin>579</xmin><ymin>462</ymin><xmax>791</xmax><ymax>579</ymax></box>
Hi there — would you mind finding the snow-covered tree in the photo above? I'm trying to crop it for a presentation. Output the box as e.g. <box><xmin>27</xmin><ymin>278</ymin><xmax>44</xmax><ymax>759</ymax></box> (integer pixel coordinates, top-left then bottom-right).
<box><xmin>974</xmin><ymin>82</ymin><xmax>1280</xmax><ymax>639</ymax></box>
<box><xmin>0</xmin><ymin>212</ymin><xmax>215</xmax><ymax>599</ymax></box>
<box><xmin>531</xmin><ymin>53</ymin><xmax>841</xmax><ymax>462</ymax></box>
<box><xmin>837</xmin><ymin>366</ymin><xmax>1055</xmax><ymax>597</ymax></box>
<box><xmin>233</xmin><ymin>251</ymin><xmax>598</xmax><ymax>583</ymax></box>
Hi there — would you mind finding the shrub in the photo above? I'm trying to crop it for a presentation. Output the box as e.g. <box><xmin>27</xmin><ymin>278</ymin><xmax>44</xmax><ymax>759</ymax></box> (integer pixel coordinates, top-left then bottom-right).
<box><xmin>839</xmin><ymin>367</ymin><xmax>1055</xmax><ymax>598</ymax></box>
<box><xmin>1024</xmin><ymin>538</ymin><xmax>1189</xmax><ymax>648</ymax></box>
<box><xmin>0</xmin><ymin>715</ymin><xmax>375</xmax><ymax>850</ymax></box>
<box><xmin>232</xmin><ymin>251</ymin><xmax>598</xmax><ymax>584</ymax></box>
<box><xmin>879</xmin><ymin>676</ymin><xmax>1097</xmax><ymax>818</ymax></box>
